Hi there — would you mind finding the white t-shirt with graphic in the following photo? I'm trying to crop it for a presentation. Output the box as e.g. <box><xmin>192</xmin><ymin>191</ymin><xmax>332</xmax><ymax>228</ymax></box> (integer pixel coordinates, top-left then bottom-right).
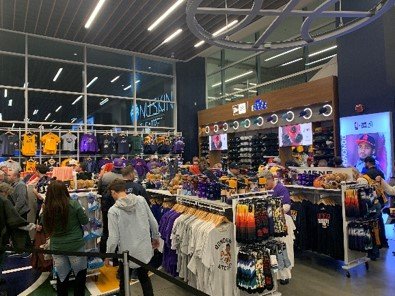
<box><xmin>201</xmin><ymin>223</ymin><xmax>236</xmax><ymax>296</ymax></box>
<box><xmin>61</xmin><ymin>133</ymin><xmax>77</xmax><ymax>151</ymax></box>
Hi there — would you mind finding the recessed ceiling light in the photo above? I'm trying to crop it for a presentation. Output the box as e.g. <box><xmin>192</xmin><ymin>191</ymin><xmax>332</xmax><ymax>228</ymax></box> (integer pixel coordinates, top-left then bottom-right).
<box><xmin>194</xmin><ymin>20</ymin><xmax>238</xmax><ymax>48</ymax></box>
<box><xmin>8</xmin><ymin>99</ymin><xmax>12</xmax><ymax>107</ymax></box>
<box><xmin>163</xmin><ymin>29</ymin><xmax>183</xmax><ymax>44</ymax></box>
<box><xmin>148</xmin><ymin>67</ymin><xmax>152</xmax><ymax>70</ymax></box>
<box><xmin>0</xmin><ymin>113</ymin><xmax>2</xmax><ymax>120</ymax></box>
<box><xmin>265</xmin><ymin>47</ymin><xmax>301</xmax><ymax>62</ymax></box>
<box><xmin>33</xmin><ymin>109</ymin><xmax>39</xmax><ymax>115</ymax></box>
<box><xmin>135</xmin><ymin>80</ymin><xmax>140</xmax><ymax>84</ymax></box>
<box><xmin>85</xmin><ymin>0</ymin><xmax>107</xmax><ymax>29</ymax></box>
<box><xmin>212</xmin><ymin>70</ymin><xmax>254</xmax><ymax>87</ymax></box>
<box><xmin>100</xmin><ymin>98</ymin><xmax>109</xmax><ymax>106</ymax></box>
<box><xmin>111</xmin><ymin>75</ymin><xmax>120</xmax><ymax>83</ymax></box>
<box><xmin>53</xmin><ymin>68</ymin><xmax>63</xmax><ymax>82</ymax></box>
<box><xmin>45</xmin><ymin>113</ymin><xmax>51</xmax><ymax>121</ymax></box>
<box><xmin>309</xmin><ymin>45</ymin><xmax>337</xmax><ymax>57</ymax></box>
<box><xmin>72</xmin><ymin>95</ymin><xmax>83</xmax><ymax>105</ymax></box>
<box><xmin>71</xmin><ymin>118</ymin><xmax>77</xmax><ymax>123</ymax></box>
<box><xmin>280</xmin><ymin>58</ymin><xmax>303</xmax><ymax>67</ymax></box>
<box><xmin>55</xmin><ymin>106</ymin><xmax>62</xmax><ymax>112</ymax></box>
<box><xmin>124</xmin><ymin>85</ymin><xmax>132</xmax><ymax>90</ymax></box>
<box><xmin>4</xmin><ymin>89</ymin><xmax>7</xmax><ymax>98</ymax></box>
<box><xmin>86</xmin><ymin>77</ymin><xmax>98</xmax><ymax>88</ymax></box>
<box><xmin>306</xmin><ymin>54</ymin><xmax>337</xmax><ymax>66</ymax></box>
<box><xmin>73</xmin><ymin>53</ymin><xmax>77</xmax><ymax>56</ymax></box>
<box><xmin>148</xmin><ymin>0</ymin><xmax>185</xmax><ymax>31</ymax></box>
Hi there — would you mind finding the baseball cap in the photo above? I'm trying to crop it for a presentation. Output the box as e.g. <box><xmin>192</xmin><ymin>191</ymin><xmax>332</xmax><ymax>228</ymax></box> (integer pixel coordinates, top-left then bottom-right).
<box><xmin>229</xmin><ymin>162</ymin><xmax>239</xmax><ymax>170</ymax></box>
<box><xmin>356</xmin><ymin>134</ymin><xmax>375</xmax><ymax>147</ymax></box>
<box><xmin>113</xmin><ymin>158</ymin><xmax>124</xmax><ymax>169</ymax></box>
<box><xmin>364</xmin><ymin>156</ymin><xmax>376</xmax><ymax>165</ymax></box>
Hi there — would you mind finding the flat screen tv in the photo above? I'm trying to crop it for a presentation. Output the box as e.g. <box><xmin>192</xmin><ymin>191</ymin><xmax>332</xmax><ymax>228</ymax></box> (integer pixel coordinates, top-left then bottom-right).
<box><xmin>209</xmin><ymin>134</ymin><xmax>228</xmax><ymax>151</ymax></box>
<box><xmin>279</xmin><ymin>122</ymin><xmax>313</xmax><ymax>147</ymax></box>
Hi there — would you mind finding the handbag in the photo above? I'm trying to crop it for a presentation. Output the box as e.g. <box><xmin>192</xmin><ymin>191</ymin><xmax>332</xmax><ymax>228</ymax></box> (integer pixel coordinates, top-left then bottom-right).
<box><xmin>31</xmin><ymin>230</ymin><xmax>53</xmax><ymax>272</ymax></box>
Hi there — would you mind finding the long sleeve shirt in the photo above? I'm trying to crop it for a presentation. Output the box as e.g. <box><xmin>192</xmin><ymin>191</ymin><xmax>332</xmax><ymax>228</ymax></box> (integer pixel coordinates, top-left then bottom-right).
<box><xmin>11</xmin><ymin>180</ymin><xmax>30</xmax><ymax>216</ymax></box>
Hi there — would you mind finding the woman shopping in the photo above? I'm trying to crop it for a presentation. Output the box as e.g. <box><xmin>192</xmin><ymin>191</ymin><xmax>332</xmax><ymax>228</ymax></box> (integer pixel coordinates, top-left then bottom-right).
<box><xmin>42</xmin><ymin>181</ymin><xmax>89</xmax><ymax>296</ymax></box>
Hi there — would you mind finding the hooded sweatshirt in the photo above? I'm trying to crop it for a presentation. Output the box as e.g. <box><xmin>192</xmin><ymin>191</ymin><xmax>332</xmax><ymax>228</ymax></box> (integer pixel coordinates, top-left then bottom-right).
<box><xmin>106</xmin><ymin>193</ymin><xmax>159</xmax><ymax>268</ymax></box>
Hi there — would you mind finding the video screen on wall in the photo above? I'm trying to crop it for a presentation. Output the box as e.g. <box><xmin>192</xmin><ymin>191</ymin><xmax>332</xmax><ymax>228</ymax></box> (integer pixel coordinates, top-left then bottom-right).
<box><xmin>340</xmin><ymin>112</ymin><xmax>393</xmax><ymax>180</ymax></box>
<box><xmin>279</xmin><ymin>123</ymin><xmax>313</xmax><ymax>147</ymax></box>
<box><xmin>209</xmin><ymin>134</ymin><xmax>228</xmax><ymax>151</ymax></box>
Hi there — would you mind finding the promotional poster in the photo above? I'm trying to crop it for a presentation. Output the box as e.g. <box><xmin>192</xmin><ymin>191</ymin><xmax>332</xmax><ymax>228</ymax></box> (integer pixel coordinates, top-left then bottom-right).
<box><xmin>279</xmin><ymin>123</ymin><xmax>313</xmax><ymax>147</ymax></box>
<box><xmin>209</xmin><ymin>134</ymin><xmax>228</xmax><ymax>151</ymax></box>
<box><xmin>340</xmin><ymin>112</ymin><xmax>393</xmax><ymax>179</ymax></box>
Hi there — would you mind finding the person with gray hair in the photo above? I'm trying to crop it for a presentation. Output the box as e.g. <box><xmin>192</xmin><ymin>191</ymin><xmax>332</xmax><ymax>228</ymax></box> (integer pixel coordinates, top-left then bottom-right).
<box><xmin>7</xmin><ymin>170</ymin><xmax>30</xmax><ymax>220</ymax></box>
<box><xmin>260</xmin><ymin>170</ymin><xmax>291</xmax><ymax>213</ymax></box>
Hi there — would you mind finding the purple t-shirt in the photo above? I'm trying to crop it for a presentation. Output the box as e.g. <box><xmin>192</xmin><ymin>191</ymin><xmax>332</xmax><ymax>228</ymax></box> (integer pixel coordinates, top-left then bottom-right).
<box><xmin>159</xmin><ymin>210</ymin><xmax>180</xmax><ymax>277</ymax></box>
<box><xmin>80</xmin><ymin>134</ymin><xmax>99</xmax><ymax>153</ymax></box>
<box><xmin>272</xmin><ymin>182</ymin><xmax>291</xmax><ymax>205</ymax></box>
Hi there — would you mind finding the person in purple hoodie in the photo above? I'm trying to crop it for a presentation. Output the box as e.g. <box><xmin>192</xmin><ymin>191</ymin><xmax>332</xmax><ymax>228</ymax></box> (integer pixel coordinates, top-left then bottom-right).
<box><xmin>261</xmin><ymin>171</ymin><xmax>291</xmax><ymax>214</ymax></box>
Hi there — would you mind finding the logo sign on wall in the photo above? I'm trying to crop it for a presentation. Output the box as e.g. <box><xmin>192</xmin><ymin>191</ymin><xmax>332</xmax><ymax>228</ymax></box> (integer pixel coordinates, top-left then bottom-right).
<box><xmin>340</xmin><ymin>112</ymin><xmax>393</xmax><ymax>180</ymax></box>
<box><xmin>232</xmin><ymin>102</ymin><xmax>247</xmax><ymax>116</ymax></box>
<box><xmin>251</xmin><ymin>98</ymin><xmax>268</xmax><ymax>112</ymax></box>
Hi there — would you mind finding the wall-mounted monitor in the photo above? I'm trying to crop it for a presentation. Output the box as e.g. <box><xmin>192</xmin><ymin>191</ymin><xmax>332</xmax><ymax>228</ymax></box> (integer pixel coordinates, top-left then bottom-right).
<box><xmin>279</xmin><ymin>122</ymin><xmax>313</xmax><ymax>147</ymax></box>
<box><xmin>209</xmin><ymin>134</ymin><xmax>228</xmax><ymax>151</ymax></box>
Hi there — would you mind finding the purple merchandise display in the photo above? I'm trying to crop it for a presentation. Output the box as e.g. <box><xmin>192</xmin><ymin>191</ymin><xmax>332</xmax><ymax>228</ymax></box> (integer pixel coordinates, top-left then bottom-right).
<box><xmin>80</xmin><ymin>134</ymin><xmax>99</xmax><ymax>153</ymax></box>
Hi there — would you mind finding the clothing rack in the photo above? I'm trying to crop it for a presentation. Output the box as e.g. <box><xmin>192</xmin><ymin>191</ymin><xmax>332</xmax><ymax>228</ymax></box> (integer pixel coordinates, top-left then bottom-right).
<box><xmin>232</xmin><ymin>191</ymin><xmax>282</xmax><ymax>296</ymax></box>
<box><xmin>340</xmin><ymin>182</ymin><xmax>372</xmax><ymax>277</ymax></box>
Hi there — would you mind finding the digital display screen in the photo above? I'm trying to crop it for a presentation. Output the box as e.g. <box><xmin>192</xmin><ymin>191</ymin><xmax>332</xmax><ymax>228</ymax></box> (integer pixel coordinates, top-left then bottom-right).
<box><xmin>279</xmin><ymin>123</ymin><xmax>313</xmax><ymax>147</ymax></box>
<box><xmin>209</xmin><ymin>134</ymin><xmax>228</xmax><ymax>151</ymax></box>
<box><xmin>340</xmin><ymin>112</ymin><xmax>393</xmax><ymax>179</ymax></box>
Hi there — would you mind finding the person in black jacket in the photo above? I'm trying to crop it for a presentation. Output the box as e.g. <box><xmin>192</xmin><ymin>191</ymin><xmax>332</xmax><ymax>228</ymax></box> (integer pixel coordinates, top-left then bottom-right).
<box><xmin>364</xmin><ymin>156</ymin><xmax>385</xmax><ymax>180</ymax></box>
<box><xmin>121</xmin><ymin>166</ymin><xmax>150</xmax><ymax>205</ymax></box>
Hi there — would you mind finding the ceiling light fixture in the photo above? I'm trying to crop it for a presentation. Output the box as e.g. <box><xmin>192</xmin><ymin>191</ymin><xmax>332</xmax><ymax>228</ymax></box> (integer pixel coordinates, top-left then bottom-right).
<box><xmin>148</xmin><ymin>0</ymin><xmax>185</xmax><ymax>31</ymax></box>
<box><xmin>285</xmin><ymin>111</ymin><xmax>295</xmax><ymax>122</ymax></box>
<box><xmin>111</xmin><ymin>76</ymin><xmax>120</xmax><ymax>83</ymax></box>
<box><xmin>71</xmin><ymin>118</ymin><xmax>77</xmax><ymax>123</ymax></box>
<box><xmin>86</xmin><ymin>77</ymin><xmax>98</xmax><ymax>88</ymax></box>
<box><xmin>55</xmin><ymin>106</ymin><xmax>62</xmax><ymax>112</ymax></box>
<box><xmin>53</xmin><ymin>68</ymin><xmax>63</xmax><ymax>82</ymax></box>
<box><xmin>309</xmin><ymin>45</ymin><xmax>338</xmax><ymax>57</ymax></box>
<box><xmin>306</xmin><ymin>54</ymin><xmax>337</xmax><ymax>66</ymax></box>
<box><xmin>280</xmin><ymin>58</ymin><xmax>303</xmax><ymax>67</ymax></box>
<box><xmin>51</xmin><ymin>120</ymin><xmax>55</xmax><ymax>123</ymax></box>
<box><xmin>265</xmin><ymin>47</ymin><xmax>301</xmax><ymax>62</ymax></box>
<box><xmin>212</xmin><ymin>70</ymin><xmax>254</xmax><ymax>88</ymax></box>
<box><xmin>0</xmin><ymin>113</ymin><xmax>2</xmax><ymax>121</ymax></box>
<box><xmin>12</xmin><ymin>123</ymin><xmax>15</xmax><ymax>128</ymax></box>
<box><xmin>45</xmin><ymin>113</ymin><xmax>51</xmax><ymax>121</ymax></box>
<box><xmin>8</xmin><ymin>99</ymin><xmax>12</xmax><ymax>107</ymax></box>
<box><xmin>100</xmin><ymin>98</ymin><xmax>109</xmax><ymax>106</ymax></box>
<box><xmin>72</xmin><ymin>95</ymin><xmax>83</xmax><ymax>105</ymax></box>
<box><xmin>85</xmin><ymin>0</ymin><xmax>107</xmax><ymax>29</ymax></box>
<box><xmin>123</xmin><ymin>85</ymin><xmax>132</xmax><ymax>91</ymax></box>
<box><xmin>33</xmin><ymin>109</ymin><xmax>39</xmax><ymax>115</ymax></box>
<box><xmin>4</xmin><ymin>89</ymin><xmax>7</xmax><ymax>98</ymax></box>
<box><xmin>194</xmin><ymin>20</ymin><xmax>238</xmax><ymax>48</ymax></box>
<box><xmin>135</xmin><ymin>80</ymin><xmax>140</xmax><ymax>84</ymax></box>
<box><xmin>222</xmin><ymin>122</ymin><xmax>228</xmax><ymax>132</ymax></box>
<box><xmin>163</xmin><ymin>29</ymin><xmax>183</xmax><ymax>44</ymax></box>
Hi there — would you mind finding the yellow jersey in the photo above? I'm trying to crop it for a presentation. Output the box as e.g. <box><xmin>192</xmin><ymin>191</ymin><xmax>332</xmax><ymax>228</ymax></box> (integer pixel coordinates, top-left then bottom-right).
<box><xmin>41</xmin><ymin>133</ymin><xmax>60</xmax><ymax>154</ymax></box>
<box><xmin>21</xmin><ymin>134</ymin><xmax>37</xmax><ymax>156</ymax></box>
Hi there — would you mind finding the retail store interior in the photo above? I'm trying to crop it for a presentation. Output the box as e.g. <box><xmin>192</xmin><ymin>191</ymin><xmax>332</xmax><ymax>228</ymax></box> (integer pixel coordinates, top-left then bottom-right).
<box><xmin>1</xmin><ymin>0</ymin><xmax>395</xmax><ymax>296</ymax></box>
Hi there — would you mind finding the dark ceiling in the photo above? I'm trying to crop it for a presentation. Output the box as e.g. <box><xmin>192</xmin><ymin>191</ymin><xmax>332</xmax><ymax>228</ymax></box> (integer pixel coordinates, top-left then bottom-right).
<box><xmin>0</xmin><ymin>0</ymin><xmax>287</xmax><ymax>61</ymax></box>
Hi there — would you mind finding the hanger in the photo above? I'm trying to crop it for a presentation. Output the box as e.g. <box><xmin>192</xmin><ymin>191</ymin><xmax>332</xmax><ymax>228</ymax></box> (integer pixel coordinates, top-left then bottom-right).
<box><xmin>5</xmin><ymin>130</ymin><xmax>14</xmax><ymax>135</ymax></box>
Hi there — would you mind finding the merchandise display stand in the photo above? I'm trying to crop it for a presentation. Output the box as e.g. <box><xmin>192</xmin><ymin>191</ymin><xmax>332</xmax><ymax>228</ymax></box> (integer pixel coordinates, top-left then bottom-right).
<box><xmin>146</xmin><ymin>189</ymin><xmax>175</xmax><ymax>198</ymax></box>
<box><xmin>232</xmin><ymin>192</ymin><xmax>282</xmax><ymax>296</ymax></box>
<box><xmin>50</xmin><ymin>191</ymin><xmax>103</xmax><ymax>288</ymax></box>
<box><xmin>340</xmin><ymin>183</ymin><xmax>370</xmax><ymax>278</ymax></box>
<box><xmin>286</xmin><ymin>183</ymin><xmax>370</xmax><ymax>277</ymax></box>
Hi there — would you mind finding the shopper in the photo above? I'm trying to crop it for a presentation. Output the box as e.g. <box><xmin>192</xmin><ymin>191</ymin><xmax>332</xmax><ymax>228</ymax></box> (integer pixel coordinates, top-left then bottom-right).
<box><xmin>189</xmin><ymin>156</ymin><xmax>201</xmax><ymax>175</ymax></box>
<box><xmin>27</xmin><ymin>164</ymin><xmax>51</xmax><ymax>220</ymax></box>
<box><xmin>228</xmin><ymin>162</ymin><xmax>241</xmax><ymax>177</ymax></box>
<box><xmin>42</xmin><ymin>180</ymin><xmax>89</xmax><ymax>296</ymax></box>
<box><xmin>333</xmin><ymin>156</ymin><xmax>344</xmax><ymax>168</ymax></box>
<box><xmin>199</xmin><ymin>159</ymin><xmax>218</xmax><ymax>181</ymax></box>
<box><xmin>364</xmin><ymin>156</ymin><xmax>385</xmax><ymax>180</ymax></box>
<box><xmin>7</xmin><ymin>170</ymin><xmax>30</xmax><ymax>220</ymax></box>
<box><xmin>0</xmin><ymin>182</ymin><xmax>31</xmax><ymax>283</ymax></box>
<box><xmin>261</xmin><ymin>171</ymin><xmax>291</xmax><ymax>213</ymax></box>
<box><xmin>97</xmin><ymin>158</ymin><xmax>123</xmax><ymax>253</ymax></box>
<box><xmin>121</xmin><ymin>165</ymin><xmax>150</xmax><ymax>204</ymax></box>
<box><xmin>104</xmin><ymin>179</ymin><xmax>159</xmax><ymax>296</ymax></box>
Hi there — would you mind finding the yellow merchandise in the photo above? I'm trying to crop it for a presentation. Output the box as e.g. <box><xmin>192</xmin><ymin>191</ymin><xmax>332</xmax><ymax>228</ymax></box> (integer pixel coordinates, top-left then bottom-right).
<box><xmin>21</xmin><ymin>133</ymin><xmax>37</xmax><ymax>156</ymax></box>
<box><xmin>25</xmin><ymin>159</ymin><xmax>37</xmax><ymax>172</ymax></box>
<box><xmin>41</xmin><ymin>132</ymin><xmax>60</xmax><ymax>154</ymax></box>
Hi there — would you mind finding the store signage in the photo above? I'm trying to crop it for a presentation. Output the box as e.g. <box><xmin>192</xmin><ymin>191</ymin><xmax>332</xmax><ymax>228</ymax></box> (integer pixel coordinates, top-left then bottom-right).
<box><xmin>130</xmin><ymin>93</ymin><xmax>174</xmax><ymax>127</ymax></box>
<box><xmin>232</xmin><ymin>102</ymin><xmax>247</xmax><ymax>116</ymax></box>
<box><xmin>251</xmin><ymin>98</ymin><xmax>268</xmax><ymax>111</ymax></box>
<box><xmin>288</xmin><ymin>166</ymin><xmax>354</xmax><ymax>180</ymax></box>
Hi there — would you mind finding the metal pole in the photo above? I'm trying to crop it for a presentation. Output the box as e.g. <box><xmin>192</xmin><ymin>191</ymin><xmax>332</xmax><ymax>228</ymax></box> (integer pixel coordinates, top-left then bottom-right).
<box><xmin>83</xmin><ymin>45</ymin><xmax>88</xmax><ymax>133</ymax></box>
<box><xmin>123</xmin><ymin>251</ymin><xmax>130</xmax><ymax>295</ymax></box>
<box><xmin>25</xmin><ymin>35</ymin><xmax>28</xmax><ymax>131</ymax></box>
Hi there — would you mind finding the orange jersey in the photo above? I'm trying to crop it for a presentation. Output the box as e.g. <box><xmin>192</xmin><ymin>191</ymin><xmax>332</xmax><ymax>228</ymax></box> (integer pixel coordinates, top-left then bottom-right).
<box><xmin>21</xmin><ymin>134</ymin><xmax>37</xmax><ymax>156</ymax></box>
<box><xmin>41</xmin><ymin>133</ymin><xmax>60</xmax><ymax>154</ymax></box>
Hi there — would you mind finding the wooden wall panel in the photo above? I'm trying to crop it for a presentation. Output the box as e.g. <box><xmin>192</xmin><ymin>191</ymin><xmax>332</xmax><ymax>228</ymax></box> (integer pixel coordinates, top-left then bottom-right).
<box><xmin>198</xmin><ymin>76</ymin><xmax>337</xmax><ymax>126</ymax></box>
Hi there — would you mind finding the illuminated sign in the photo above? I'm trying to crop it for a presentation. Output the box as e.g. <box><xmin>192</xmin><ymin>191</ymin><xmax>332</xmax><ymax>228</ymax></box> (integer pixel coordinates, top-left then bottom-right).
<box><xmin>251</xmin><ymin>98</ymin><xmax>268</xmax><ymax>111</ymax></box>
<box><xmin>232</xmin><ymin>103</ymin><xmax>247</xmax><ymax>116</ymax></box>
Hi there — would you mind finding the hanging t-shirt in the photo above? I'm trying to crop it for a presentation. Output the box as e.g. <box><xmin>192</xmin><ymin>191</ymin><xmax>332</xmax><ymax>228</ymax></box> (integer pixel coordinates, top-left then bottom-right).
<box><xmin>0</xmin><ymin>133</ymin><xmax>19</xmax><ymax>156</ymax></box>
<box><xmin>129</xmin><ymin>135</ymin><xmax>143</xmax><ymax>154</ymax></box>
<box><xmin>80</xmin><ymin>134</ymin><xmax>99</xmax><ymax>153</ymax></box>
<box><xmin>116</xmin><ymin>135</ymin><xmax>130</xmax><ymax>154</ymax></box>
<box><xmin>99</xmin><ymin>134</ymin><xmax>115</xmax><ymax>154</ymax></box>
<box><xmin>21</xmin><ymin>134</ymin><xmax>37</xmax><ymax>156</ymax></box>
<box><xmin>201</xmin><ymin>223</ymin><xmax>236</xmax><ymax>296</ymax></box>
<box><xmin>61</xmin><ymin>133</ymin><xmax>77</xmax><ymax>151</ymax></box>
<box><xmin>25</xmin><ymin>159</ymin><xmax>37</xmax><ymax>173</ymax></box>
<box><xmin>41</xmin><ymin>133</ymin><xmax>61</xmax><ymax>155</ymax></box>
